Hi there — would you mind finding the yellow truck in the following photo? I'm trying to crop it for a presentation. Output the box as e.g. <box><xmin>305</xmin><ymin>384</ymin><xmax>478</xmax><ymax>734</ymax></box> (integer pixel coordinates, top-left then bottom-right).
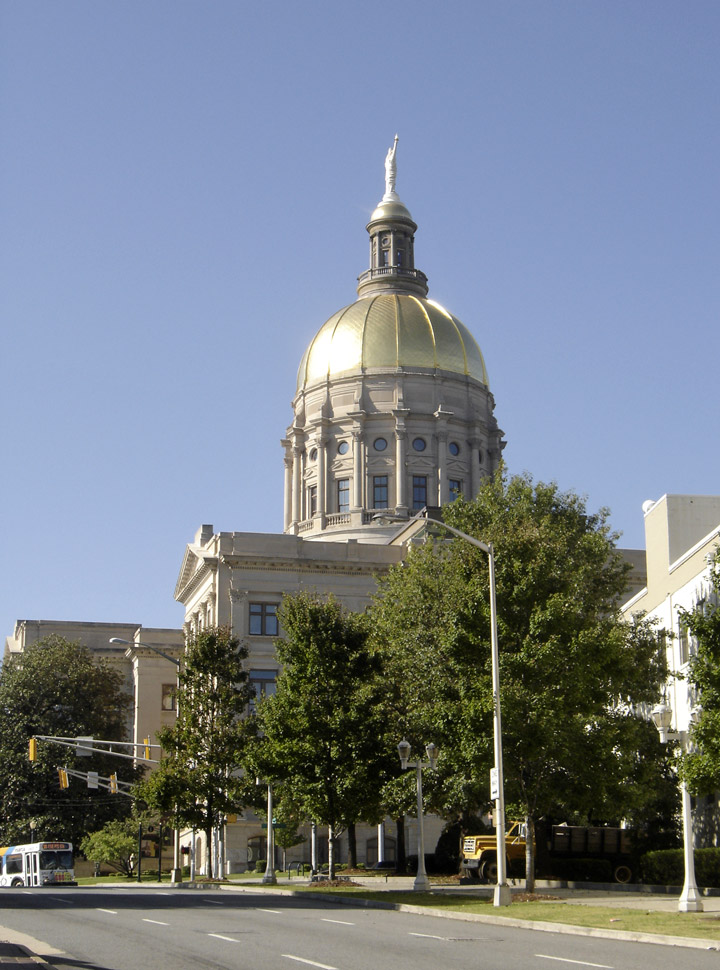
<box><xmin>461</xmin><ymin>822</ymin><xmax>634</xmax><ymax>884</ymax></box>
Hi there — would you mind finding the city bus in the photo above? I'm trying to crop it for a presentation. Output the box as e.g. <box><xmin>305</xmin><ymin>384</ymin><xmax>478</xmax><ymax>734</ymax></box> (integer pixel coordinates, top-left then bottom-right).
<box><xmin>0</xmin><ymin>841</ymin><xmax>76</xmax><ymax>887</ymax></box>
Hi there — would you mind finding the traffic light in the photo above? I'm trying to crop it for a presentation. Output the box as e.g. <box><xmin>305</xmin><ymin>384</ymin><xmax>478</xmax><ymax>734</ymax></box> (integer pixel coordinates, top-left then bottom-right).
<box><xmin>29</xmin><ymin>738</ymin><xmax>37</xmax><ymax>761</ymax></box>
<box><xmin>109</xmin><ymin>773</ymin><xmax>118</xmax><ymax>794</ymax></box>
<box><xmin>57</xmin><ymin>768</ymin><xmax>69</xmax><ymax>789</ymax></box>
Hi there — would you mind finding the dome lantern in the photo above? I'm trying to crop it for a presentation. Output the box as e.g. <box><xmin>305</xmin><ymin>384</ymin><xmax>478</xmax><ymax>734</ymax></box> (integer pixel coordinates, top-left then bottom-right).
<box><xmin>356</xmin><ymin>135</ymin><xmax>429</xmax><ymax>300</ymax></box>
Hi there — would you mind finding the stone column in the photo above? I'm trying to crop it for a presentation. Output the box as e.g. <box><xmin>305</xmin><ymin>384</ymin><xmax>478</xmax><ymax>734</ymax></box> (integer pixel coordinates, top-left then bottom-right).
<box><xmin>291</xmin><ymin>443</ymin><xmax>302</xmax><ymax>529</ymax></box>
<box><xmin>228</xmin><ymin>588</ymin><xmax>248</xmax><ymax>639</ymax></box>
<box><xmin>317</xmin><ymin>434</ymin><xmax>328</xmax><ymax>524</ymax></box>
<box><xmin>283</xmin><ymin>451</ymin><xmax>293</xmax><ymax>531</ymax></box>
<box><xmin>436</xmin><ymin>429</ymin><xmax>448</xmax><ymax>506</ymax></box>
<box><xmin>394</xmin><ymin>424</ymin><xmax>407</xmax><ymax>511</ymax></box>
<box><xmin>352</xmin><ymin>429</ymin><xmax>364</xmax><ymax>510</ymax></box>
<box><xmin>469</xmin><ymin>434</ymin><xmax>481</xmax><ymax>499</ymax></box>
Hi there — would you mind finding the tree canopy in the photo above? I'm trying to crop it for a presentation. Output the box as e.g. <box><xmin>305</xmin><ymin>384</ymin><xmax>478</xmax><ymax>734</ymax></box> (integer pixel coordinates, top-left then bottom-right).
<box><xmin>254</xmin><ymin>593</ymin><xmax>394</xmax><ymax>877</ymax></box>
<box><xmin>134</xmin><ymin>626</ymin><xmax>256</xmax><ymax>877</ymax></box>
<box><xmin>0</xmin><ymin>636</ymin><xmax>136</xmax><ymax>846</ymax></box>
<box><xmin>369</xmin><ymin>472</ymin><xmax>670</xmax><ymax>882</ymax></box>
<box><xmin>680</xmin><ymin>550</ymin><xmax>720</xmax><ymax>796</ymax></box>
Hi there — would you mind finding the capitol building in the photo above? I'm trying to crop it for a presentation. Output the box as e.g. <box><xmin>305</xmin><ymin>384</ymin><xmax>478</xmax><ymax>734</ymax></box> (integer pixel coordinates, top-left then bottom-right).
<box><xmin>7</xmin><ymin>141</ymin><xmax>720</xmax><ymax>873</ymax></box>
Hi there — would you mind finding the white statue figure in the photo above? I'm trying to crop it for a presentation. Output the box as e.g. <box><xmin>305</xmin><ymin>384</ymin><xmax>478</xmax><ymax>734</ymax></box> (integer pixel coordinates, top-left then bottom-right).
<box><xmin>384</xmin><ymin>134</ymin><xmax>399</xmax><ymax>199</ymax></box>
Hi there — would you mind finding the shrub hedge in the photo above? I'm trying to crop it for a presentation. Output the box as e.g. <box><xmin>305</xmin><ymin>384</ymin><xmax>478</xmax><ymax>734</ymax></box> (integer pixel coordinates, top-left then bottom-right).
<box><xmin>640</xmin><ymin>847</ymin><xmax>720</xmax><ymax>888</ymax></box>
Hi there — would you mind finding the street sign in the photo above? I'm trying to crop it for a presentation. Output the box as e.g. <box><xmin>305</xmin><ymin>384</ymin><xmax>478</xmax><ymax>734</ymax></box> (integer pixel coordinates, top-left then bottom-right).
<box><xmin>87</xmin><ymin>771</ymin><xmax>99</xmax><ymax>789</ymax></box>
<box><xmin>490</xmin><ymin>766</ymin><xmax>499</xmax><ymax>800</ymax></box>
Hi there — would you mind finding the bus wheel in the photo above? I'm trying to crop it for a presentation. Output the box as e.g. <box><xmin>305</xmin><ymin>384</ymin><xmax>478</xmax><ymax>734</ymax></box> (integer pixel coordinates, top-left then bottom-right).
<box><xmin>11</xmin><ymin>878</ymin><xmax>23</xmax><ymax>888</ymax></box>
<box><xmin>614</xmin><ymin>865</ymin><xmax>632</xmax><ymax>884</ymax></box>
<box><xmin>466</xmin><ymin>867</ymin><xmax>480</xmax><ymax>881</ymax></box>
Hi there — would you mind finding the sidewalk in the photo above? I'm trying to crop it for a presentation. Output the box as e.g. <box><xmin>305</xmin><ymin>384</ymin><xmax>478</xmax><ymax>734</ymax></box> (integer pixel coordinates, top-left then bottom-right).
<box><xmin>0</xmin><ymin>941</ymin><xmax>48</xmax><ymax>966</ymax></box>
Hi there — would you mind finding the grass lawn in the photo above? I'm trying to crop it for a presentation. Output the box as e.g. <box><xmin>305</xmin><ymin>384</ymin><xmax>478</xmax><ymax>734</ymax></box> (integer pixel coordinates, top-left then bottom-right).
<box><xmin>288</xmin><ymin>887</ymin><xmax>720</xmax><ymax>942</ymax></box>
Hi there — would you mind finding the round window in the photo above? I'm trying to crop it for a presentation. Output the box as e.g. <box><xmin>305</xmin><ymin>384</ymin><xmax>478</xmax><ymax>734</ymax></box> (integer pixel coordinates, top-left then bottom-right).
<box><xmin>412</xmin><ymin>437</ymin><xmax>426</xmax><ymax>452</ymax></box>
<box><xmin>449</xmin><ymin>441</ymin><xmax>460</xmax><ymax>456</ymax></box>
<box><xmin>338</xmin><ymin>441</ymin><xmax>349</xmax><ymax>455</ymax></box>
<box><xmin>374</xmin><ymin>437</ymin><xmax>388</xmax><ymax>452</ymax></box>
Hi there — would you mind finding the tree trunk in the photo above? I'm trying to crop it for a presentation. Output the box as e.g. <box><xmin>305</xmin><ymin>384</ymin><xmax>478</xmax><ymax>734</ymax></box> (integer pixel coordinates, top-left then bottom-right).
<box><xmin>328</xmin><ymin>823</ymin><xmax>335</xmax><ymax>880</ymax></box>
<box><xmin>205</xmin><ymin>824</ymin><xmax>213</xmax><ymax>878</ymax></box>
<box><xmin>347</xmin><ymin>823</ymin><xmax>357</xmax><ymax>869</ymax></box>
<box><xmin>395</xmin><ymin>816</ymin><xmax>406</xmax><ymax>874</ymax></box>
<box><xmin>525</xmin><ymin>815</ymin><xmax>535</xmax><ymax>893</ymax></box>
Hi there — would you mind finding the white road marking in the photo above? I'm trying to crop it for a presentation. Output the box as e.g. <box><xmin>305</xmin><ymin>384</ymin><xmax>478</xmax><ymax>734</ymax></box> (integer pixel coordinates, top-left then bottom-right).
<box><xmin>97</xmin><ymin>908</ymin><xmax>118</xmax><ymax>914</ymax></box>
<box><xmin>321</xmin><ymin>918</ymin><xmax>355</xmax><ymax>925</ymax></box>
<box><xmin>536</xmin><ymin>957</ymin><xmax>614</xmax><ymax>969</ymax></box>
<box><xmin>142</xmin><ymin>918</ymin><xmax>170</xmax><ymax>925</ymax></box>
<box><xmin>409</xmin><ymin>932</ymin><xmax>447</xmax><ymax>940</ymax></box>
<box><xmin>258</xmin><ymin>908</ymin><xmax>283</xmax><ymax>914</ymax></box>
<box><xmin>209</xmin><ymin>933</ymin><xmax>240</xmax><ymax>942</ymax></box>
<box><xmin>47</xmin><ymin>897</ymin><xmax>74</xmax><ymax>903</ymax></box>
<box><xmin>203</xmin><ymin>898</ymin><xmax>224</xmax><ymax>904</ymax></box>
<box><xmin>282</xmin><ymin>957</ymin><xmax>337</xmax><ymax>970</ymax></box>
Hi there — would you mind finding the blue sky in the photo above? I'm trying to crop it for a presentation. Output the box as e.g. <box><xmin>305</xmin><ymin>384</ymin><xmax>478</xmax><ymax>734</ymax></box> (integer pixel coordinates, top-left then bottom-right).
<box><xmin>2</xmin><ymin>1</ymin><xmax>719</xmax><ymax>642</ymax></box>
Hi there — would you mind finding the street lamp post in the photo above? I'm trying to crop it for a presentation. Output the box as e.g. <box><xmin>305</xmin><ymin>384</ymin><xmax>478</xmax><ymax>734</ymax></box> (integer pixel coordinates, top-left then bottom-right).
<box><xmin>651</xmin><ymin>701</ymin><xmax>703</xmax><ymax>912</ymax></box>
<box><xmin>374</xmin><ymin>510</ymin><xmax>511</xmax><ymax>907</ymax></box>
<box><xmin>256</xmin><ymin>778</ymin><xmax>277</xmax><ymax>885</ymax></box>
<box><xmin>398</xmin><ymin>739</ymin><xmax>438</xmax><ymax>891</ymax></box>
<box><xmin>110</xmin><ymin>637</ymin><xmax>183</xmax><ymax>884</ymax></box>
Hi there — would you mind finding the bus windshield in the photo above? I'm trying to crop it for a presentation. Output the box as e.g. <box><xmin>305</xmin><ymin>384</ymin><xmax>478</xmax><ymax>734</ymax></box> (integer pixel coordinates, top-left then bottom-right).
<box><xmin>40</xmin><ymin>850</ymin><xmax>73</xmax><ymax>870</ymax></box>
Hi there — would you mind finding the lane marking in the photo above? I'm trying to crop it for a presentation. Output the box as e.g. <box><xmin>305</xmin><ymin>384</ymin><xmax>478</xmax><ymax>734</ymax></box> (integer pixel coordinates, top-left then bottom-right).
<box><xmin>203</xmin><ymin>898</ymin><xmax>224</xmax><ymax>904</ymax></box>
<box><xmin>97</xmin><ymin>908</ymin><xmax>118</xmax><ymax>915</ymax></box>
<box><xmin>409</xmin><ymin>932</ymin><xmax>447</xmax><ymax>941</ymax></box>
<box><xmin>282</xmin><ymin>957</ymin><xmax>337</xmax><ymax>970</ymax></box>
<box><xmin>258</xmin><ymin>908</ymin><xmax>283</xmax><ymax>914</ymax></box>
<box><xmin>47</xmin><ymin>897</ymin><xmax>74</xmax><ymax>904</ymax></box>
<box><xmin>321</xmin><ymin>918</ymin><xmax>355</xmax><ymax>926</ymax></box>
<box><xmin>209</xmin><ymin>933</ymin><xmax>240</xmax><ymax>942</ymax></box>
<box><xmin>143</xmin><ymin>918</ymin><xmax>170</xmax><ymax>925</ymax></box>
<box><xmin>536</xmin><ymin>957</ymin><xmax>614</xmax><ymax>969</ymax></box>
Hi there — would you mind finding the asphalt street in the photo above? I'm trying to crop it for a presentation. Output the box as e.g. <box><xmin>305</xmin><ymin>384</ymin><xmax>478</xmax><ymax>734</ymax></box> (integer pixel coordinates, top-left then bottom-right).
<box><xmin>1</xmin><ymin>887</ymin><xmax>719</xmax><ymax>970</ymax></box>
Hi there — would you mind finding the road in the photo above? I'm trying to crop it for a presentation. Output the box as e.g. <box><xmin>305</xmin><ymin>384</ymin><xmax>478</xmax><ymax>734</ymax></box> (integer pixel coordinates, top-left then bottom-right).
<box><xmin>0</xmin><ymin>887</ymin><xmax>717</xmax><ymax>970</ymax></box>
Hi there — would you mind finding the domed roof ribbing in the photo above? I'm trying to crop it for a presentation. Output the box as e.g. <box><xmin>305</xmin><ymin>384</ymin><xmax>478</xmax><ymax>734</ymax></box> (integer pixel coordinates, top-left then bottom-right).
<box><xmin>296</xmin><ymin>293</ymin><xmax>489</xmax><ymax>392</ymax></box>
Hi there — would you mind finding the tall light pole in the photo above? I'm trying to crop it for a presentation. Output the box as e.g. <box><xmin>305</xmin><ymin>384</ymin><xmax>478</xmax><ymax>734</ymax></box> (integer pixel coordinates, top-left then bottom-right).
<box><xmin>375</xmin><ymin>509</ymin><xmax>511</xmax><ymax>907</ymax></box>
<box><xmin>110</xmin><ymin>637</ymin><xmax>183</xmax><ymax>884</ymax></box>
<box><xmin>651</xmin><ymin>701</ymin><xmax>703</xmax><ymax>912</ymax></box>
<box><xmin>398</xmin><ymin>739</ymin><xmax>438</xmax><ymax>891</ymax></box>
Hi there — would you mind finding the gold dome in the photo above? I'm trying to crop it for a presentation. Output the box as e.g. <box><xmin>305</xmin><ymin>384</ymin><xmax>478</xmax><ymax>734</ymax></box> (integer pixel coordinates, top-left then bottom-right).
<box><xmin>296</xmin><ymin>293</ymin><xmax>489</xmax><ymax>392</ymax></box>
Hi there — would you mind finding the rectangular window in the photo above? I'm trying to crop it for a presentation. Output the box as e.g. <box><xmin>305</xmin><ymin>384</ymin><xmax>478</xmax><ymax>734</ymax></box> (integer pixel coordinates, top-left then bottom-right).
<box><xmin>412</xmin><ymin>475</ymin><xmax>427</xmax><ymax>510</ymax></box>
<box><xmin>161</xmin><ymin>684</ymin><xmax>176</xmax><ymax>712</ymax></box>
<box><xmin>396</xmin><ymin>249</ymin><xmax>404</xmax><ymax>267</ymax></box>
<box><xmin>382</xmin><ymin>249</ymin><xmax>390</xmax><ymax>266</ymax></box>
<box><xmin>308</xmin><ymin>485</ymin><xmax>317</xmax><ymax>517</ymax></box>
<box><xmin>249</xmin><ymin>603</ymin><xmax>279</xmax><ymax>637</ymax></box>
<box><xmin>373</xmin><ymin>475</ymin><xmax>388</xmax><ymax>509</ymax></box>
<box><xmin>249</xmin><ymin>669</ymin><xmax>277</xmax><ymax>711</ymax></box>
<box><xmin>337</xmin><ymin>478</ymin><xmax>350</xmax><ymax>513</ymax></box>
<box><xmin>449</xmin><ymin>479</ymin><xmax>462</xmax><ymax>502</ymax></box>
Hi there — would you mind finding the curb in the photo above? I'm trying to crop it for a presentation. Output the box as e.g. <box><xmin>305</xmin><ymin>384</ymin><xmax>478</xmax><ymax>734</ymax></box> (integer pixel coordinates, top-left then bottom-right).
<box><xmin>217</xmin><ymin>883</ymin><xmax>720</xmax><ymax>951</ymax></box>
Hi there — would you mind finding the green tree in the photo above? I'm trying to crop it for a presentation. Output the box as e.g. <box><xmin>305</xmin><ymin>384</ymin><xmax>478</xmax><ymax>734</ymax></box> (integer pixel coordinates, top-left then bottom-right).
<box><xmin>134</xmin><ymin>627</ymin><xmax>256</xmax><ymax>878</ymax></box>
<box><xmin>680</xmin><ymin>549</ymin><xmax>720</xmax><ymax>796</ymax></box>
<box><xmin>0</xmin><ymin>636</ymin><xmax>137</xmax><ymax>847</ymax></box>
<box><xmin>255</xmin><ymin>593</ymin><xmax>393</xmax><ymax>879</ymax></box>
<box><xmin>370</xmin><ymin>472</ymin><xmax>668</xmax><ymax>887</ymax></box>
<box><xmin>80</xmin><ymin>818</ymin><xmax>137</xmax><ymax>876</ymax></box>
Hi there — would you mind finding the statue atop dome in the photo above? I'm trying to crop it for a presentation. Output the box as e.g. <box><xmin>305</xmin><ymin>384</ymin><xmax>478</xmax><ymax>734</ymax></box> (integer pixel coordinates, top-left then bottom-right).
<box><xmin>383</xmin><ymin>134</ymin><xmax>399</xmax><ymax>200</ymax></box>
